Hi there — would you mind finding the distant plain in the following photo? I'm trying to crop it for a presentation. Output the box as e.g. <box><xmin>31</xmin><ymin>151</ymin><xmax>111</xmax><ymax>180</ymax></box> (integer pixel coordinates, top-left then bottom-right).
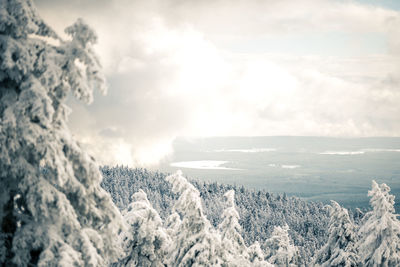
<box><xmin>156</xmin><ymin>136</ymin><xmax>400</xmax><ymax>211</ymax></box>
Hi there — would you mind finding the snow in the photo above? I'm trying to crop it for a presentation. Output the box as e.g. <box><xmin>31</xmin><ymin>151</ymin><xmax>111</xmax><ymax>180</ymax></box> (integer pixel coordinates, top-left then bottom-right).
<box><xmin>165</xmin><ymin>171</ymin><xmax>223</xmax><ymax>266</ymax></box>
<box><xmin>281</xmin><ymin>165</ymin><xmax>301</xmax><ymax>169</ymax></box>
<box><xmin>362</xmin><ymin>148</ymin><xmax>400</xmax><ymax>153</ymax></box>
<box><xmin>265</xmin><ymin>225</ymin><xmax>298</xmax><ymax>266</ymax></box>
<box><xmin>313</xmin><ymin>201</ymin><xmax>359</xmax><ymax>267</ymax></box>
<box><xmin>320</xmin><ymin>151</ymin><xmax>365</xmax><ymax>155</ymax></box>
<box><xmin>320</xmin><ymin>148</ymin><xmax>400</xmax><ymax>155</ymax></box>
<box><xmin>3</xmin><ymin>1</ymin><xmax>400</xmax><ymax>266</ymax></box>
<box><xmin>269</xmin><ymin>164</ymin><xmax>301</xmax><ymax>169</ymax></box>
<box><xmin>357</xmin><ymin>181</ymin><xmax>400</xmax><ymax>266</ymax></box>
<box><xmin>170</xmin><ymin>160</ymin><xmax>241</xmax><ymax>170</ymax></box>
<box><xmin>0</xmin><ymin>1</ymin><xmax>122</xmax><ymax>265</ymax></box>
<box><xmin>218</xmin><ymin>190</ymin><xmax>249</xmax><ymax>265</ymax></box>
<box><xmin>117</xmin><ymin>190</ymin><xmax>169</xmax><ymax>266</ymax></box>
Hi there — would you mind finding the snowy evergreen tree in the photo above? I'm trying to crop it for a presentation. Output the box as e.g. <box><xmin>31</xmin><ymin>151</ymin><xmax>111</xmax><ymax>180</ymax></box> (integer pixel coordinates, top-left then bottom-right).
<box><xmin>248</xmin><ymin>241</ymin><xmax>273</xmax><ymax>267</ymax></box>
<box><xmin>165</xmin><ymin>212</ymin><xmax>182</xmax><ymax>238</ymax></box>
<box><xmin>313</xmin><ymin>201</ymin><xmax>359</xmax><ymax>267</ymax></box>
<box><xmin>218</xmin><ymin>190</ymin><xmax>249</xmax><ymax>265</ymax></box>
<box><xmin>357</xmin><ymin>180</ymin><xmax>400</xmax><ymax>267</ymax></box>
<box><xmin>101</xmin><ymin>166</ymin><xmax>330</xmax><ymax>265</ymax></box>
<box><xmin>265</xmin><ymin>224</ymin><xmax>297</xmax><ymax>266</ymax></box>
<box><xmin>166</xmin><ymin>170</ymin><xmax>223</xmax><ymax>266</ymax></box>
<box><xmin>116</xmin><ymin>190</ymin><xmax>169</xmax><ymax>267</ymax></box>
<box><xmin>0</xmin><ymin>0</ymin><xmax>123</xmax><ymax>265</ymax></box>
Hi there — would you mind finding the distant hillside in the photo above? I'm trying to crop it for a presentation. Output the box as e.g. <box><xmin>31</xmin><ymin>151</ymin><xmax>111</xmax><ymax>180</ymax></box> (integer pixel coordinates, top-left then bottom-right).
<box><xmin>100</xmin><ymin>166</ymin><xmax>330</xmax><ymax>264</ymax></box>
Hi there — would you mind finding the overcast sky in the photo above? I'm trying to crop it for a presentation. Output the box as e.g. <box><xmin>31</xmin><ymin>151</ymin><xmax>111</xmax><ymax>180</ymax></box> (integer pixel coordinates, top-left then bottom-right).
<box><xmin>35</xmin><ymin>0</ymin><xmax>400</xmax><ymax>166</ymax></box>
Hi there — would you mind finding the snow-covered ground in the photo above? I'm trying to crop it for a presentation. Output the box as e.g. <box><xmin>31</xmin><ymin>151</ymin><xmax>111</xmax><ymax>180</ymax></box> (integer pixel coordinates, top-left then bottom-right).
<box><xmin>320</xmin><ymin>151</ymin><xmax>365</xmax><ymax>155</ymax></box>
<box><xmin>170</xmin><ymin>160</ymin><xmax>241</xmax><ymax>170</ymax></box>
<box><xmin>268</xmin><ymin>164</ymin><xmax>301</xmax><ymax>169</ymax></box>
<box><xmin>320</xmin><ymin>148</ymin><xmax>400</xmax><ymax>155</ymax></box>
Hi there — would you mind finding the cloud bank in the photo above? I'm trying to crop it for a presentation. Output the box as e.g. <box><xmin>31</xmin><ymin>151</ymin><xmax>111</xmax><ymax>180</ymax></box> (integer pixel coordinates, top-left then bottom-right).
<box><xmin>35</xmin><ymin>0</ymin><xmax>400</xmax><ymax>166</ymax></box>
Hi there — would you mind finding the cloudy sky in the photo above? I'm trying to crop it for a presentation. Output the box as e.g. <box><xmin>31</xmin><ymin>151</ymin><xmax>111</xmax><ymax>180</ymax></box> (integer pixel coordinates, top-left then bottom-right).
<box><xmin>35</xmin><ymin>0</ymin><xmax>400</xmax><ymax>166</ymax></box>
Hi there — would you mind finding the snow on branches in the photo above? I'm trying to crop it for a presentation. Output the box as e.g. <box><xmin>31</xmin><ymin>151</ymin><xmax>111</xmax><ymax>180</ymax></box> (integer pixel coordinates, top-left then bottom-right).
<box><xmin>0</xmin><ymin>0</ymin><xmax>122</xmax><ymax>265</ymax></box>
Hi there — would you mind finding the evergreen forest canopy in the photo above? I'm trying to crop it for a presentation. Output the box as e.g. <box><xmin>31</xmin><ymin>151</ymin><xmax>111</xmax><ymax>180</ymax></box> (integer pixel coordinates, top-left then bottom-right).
<box><xmin>1</xmin><ymin>0</ymin><xmax>400</xmax><ymax>266</ymax></box>
<box><xmin>100</xmin><ymin>166</ymin><xmax>400</xmax><ymax>266</ymax></box>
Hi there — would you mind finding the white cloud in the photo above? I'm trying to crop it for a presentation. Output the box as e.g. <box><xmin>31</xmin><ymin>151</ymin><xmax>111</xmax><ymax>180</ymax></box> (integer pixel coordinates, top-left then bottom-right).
<box><xmin>35</xmin><ymin>0</ymin><xmax>400</xmax><ymax>166</ymax></box>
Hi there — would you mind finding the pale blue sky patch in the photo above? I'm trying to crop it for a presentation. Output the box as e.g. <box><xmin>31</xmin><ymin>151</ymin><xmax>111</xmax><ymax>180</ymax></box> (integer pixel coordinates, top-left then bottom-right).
<box><xmin>356</xmin><ymin>0</ymin><xmax>400</xmax><ymax>10</ymax></box>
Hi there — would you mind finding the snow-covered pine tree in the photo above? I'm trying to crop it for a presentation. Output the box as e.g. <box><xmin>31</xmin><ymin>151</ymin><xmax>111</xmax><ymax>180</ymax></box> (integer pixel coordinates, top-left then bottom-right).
<box><xmin>0</xmin><ymin>0</ymin><xmax>123</xmax><ymax>265</ymax></box>
<box><xmin>218</xmin><ymin>190</ymin><xmax>249</xmax><ymax>265</ymax></box>
<box><xmin>265</xmin><ymin>224</ymin><xmax>297</xmax><ymax>266</ymax></box>
<box><xmin>165</xmin><ymin>212</ymin><xmax>182</xmax><ymax>238</ymax></box>
<box><xmin>313</xmin><ymin>201</ymin><xmax>359</xmax><ymax>267</ymax></box>
<box><xmin>165</xmin><ymin>170</ymin><xmax>223</xmax><ymax>266</ymax></box>
<box><xmin>116</xmin><ymin>190</ymin><xmax>169</xmax><ymax>267</ymax></box>
<box><xmin>357</xmin><ymin>180</ymin><xmax>400</xmax><ymax>267</ymax></box>
<box><xmin>248</xmin><ymin>241</ymin><xmax>273</xmax><ymax>267</ymax></box>
<box><xmin>100</xmin><ymin>166</ymin><xmax>330</xmax><ymax>263</ymax></box>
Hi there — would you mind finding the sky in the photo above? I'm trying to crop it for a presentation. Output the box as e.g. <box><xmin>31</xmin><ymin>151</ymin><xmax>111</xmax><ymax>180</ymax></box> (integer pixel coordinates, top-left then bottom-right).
<box><xmin>34</xmin><ymin>0</ymin><xmax>400</xmax><ymax>166</ymax></box>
